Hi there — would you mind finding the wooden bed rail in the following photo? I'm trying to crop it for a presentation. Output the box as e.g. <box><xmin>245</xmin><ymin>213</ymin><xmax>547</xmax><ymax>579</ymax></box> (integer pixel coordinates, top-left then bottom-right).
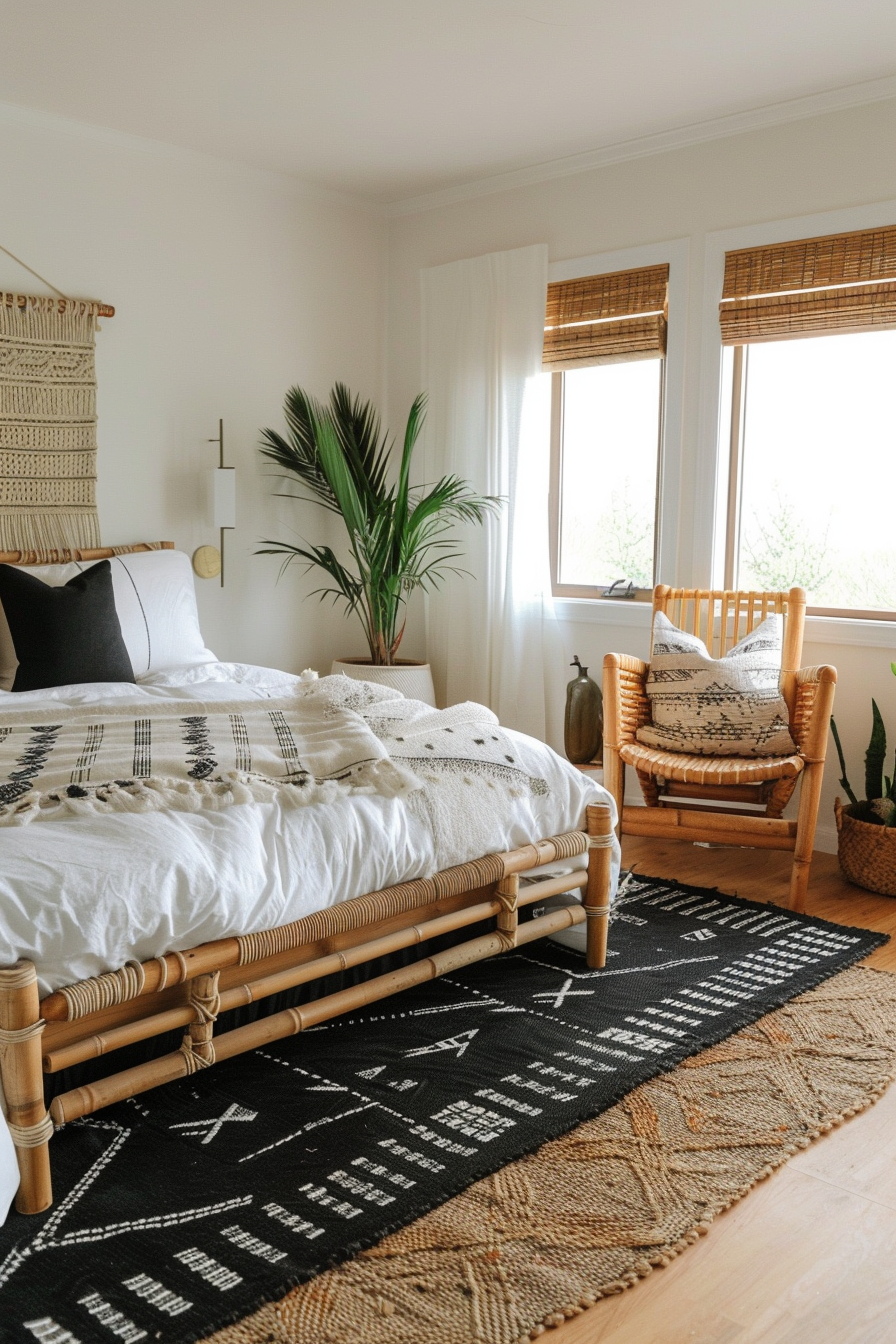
<box><xmin>0</xmin><ymin>801</ymin><xmax>615</xmax><ymax>1215</ymax></box>
<box><xmin>42</xmin><ymin>871</ymin><xmax>591</xmax><ymax>1075</ymax></box>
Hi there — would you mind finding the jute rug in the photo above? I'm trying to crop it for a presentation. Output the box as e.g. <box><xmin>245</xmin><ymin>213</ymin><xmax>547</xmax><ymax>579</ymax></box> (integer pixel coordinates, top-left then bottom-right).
<box><xmin>203</xmin><ymin>963</ymin><xmax>896</xmax><ymax>1344</ymax></box>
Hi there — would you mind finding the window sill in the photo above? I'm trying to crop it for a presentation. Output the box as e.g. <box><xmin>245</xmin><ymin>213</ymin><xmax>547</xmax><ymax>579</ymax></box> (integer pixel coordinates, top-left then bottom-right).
<box><xmin>554</xmin><ymin>598</ymin><xmax>896</xmax><ymax>648</ymax></box>
<box><xmin>553</xmin><ymin>597</ymin><xmax>652</xmax><ymax>628</ymax></box>
<box><xmin>804</xmin><ymin>613</ymin><xmax>896</xmax><ymax>649</ymax></box>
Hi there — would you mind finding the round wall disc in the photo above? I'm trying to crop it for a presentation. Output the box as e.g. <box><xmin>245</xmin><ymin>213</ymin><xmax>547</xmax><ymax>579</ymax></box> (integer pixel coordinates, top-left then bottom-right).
<box><xmin>192</xmin><ymin>544</ymin><xmax>221</xmax><ymax>579</ymax></box>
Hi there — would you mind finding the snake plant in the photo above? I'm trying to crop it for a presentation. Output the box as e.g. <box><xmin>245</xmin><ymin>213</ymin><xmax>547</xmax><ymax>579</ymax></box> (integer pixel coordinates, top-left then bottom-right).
<box><xmin>830</xmin><ymin>663</ymin><xmax>896</xmax><ymax>825</ymax></box>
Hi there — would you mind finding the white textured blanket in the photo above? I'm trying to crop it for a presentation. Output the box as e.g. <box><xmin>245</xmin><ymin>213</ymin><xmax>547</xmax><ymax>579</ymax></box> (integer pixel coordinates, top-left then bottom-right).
<box><xmin>313</xmin><ymin>675</ymin><xmax>553</xmax><ymax>870</ymax></box>
<box><xmin>0</xmin><ymin>689</ymin><xmax>418</xmax><ymax>825</ymax></box>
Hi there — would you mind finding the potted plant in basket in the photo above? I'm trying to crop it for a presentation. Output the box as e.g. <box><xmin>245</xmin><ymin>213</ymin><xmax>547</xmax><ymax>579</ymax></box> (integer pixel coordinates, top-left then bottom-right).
<box><xmin>831</xmin><ymin>663</ymin><xmax>896</xmax><ymax>895</ymax></box>
<box><xmin>258</xmin><ymin>383</ymin><xmax>499</xmax><ymax>703</ymax></box>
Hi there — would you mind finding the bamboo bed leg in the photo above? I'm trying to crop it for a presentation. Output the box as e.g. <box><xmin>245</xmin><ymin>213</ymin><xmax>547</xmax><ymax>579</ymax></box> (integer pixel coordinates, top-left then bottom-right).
<box><xmin>180</xmin><ymin>971</ymin><xmax>220</xmax><ymax>1073</ymax></box>
<box><xmin>0</xmin><ymin>961</ymin><xmax>53</xmax><ymax>1214</ymax></box>
<box><xmin>585</xmin><ymin>803</ymin><xmax>613</xmax><ymax>969</ymax></box>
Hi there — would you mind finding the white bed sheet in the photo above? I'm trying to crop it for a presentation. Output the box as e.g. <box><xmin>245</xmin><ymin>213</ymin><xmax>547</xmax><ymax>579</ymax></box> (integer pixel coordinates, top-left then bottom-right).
<box><xmin>0</xmin><ymin>663</ymin><xmax>619</xmax><ymax>1221</ymax></box>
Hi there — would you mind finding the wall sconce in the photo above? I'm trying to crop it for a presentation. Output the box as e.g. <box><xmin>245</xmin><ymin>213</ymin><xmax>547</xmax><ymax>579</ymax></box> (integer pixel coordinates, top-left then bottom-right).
<box><xmin>192</xmin><ymin>419</ymin><xmax>235</xmax><ymax>586</ymax></box>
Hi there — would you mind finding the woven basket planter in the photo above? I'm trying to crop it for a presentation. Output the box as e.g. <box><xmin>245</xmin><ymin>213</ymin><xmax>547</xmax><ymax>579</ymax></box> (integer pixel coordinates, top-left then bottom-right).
<box><xmin>835</xmin><ymin>797</ymin><xmax>896</xmax><ymax>896</ymax></box>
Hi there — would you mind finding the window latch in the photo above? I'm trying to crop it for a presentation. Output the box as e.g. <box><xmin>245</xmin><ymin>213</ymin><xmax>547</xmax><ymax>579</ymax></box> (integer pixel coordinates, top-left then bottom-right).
<box><xmin>602</xmin><ymin>579</ymin><xmax>637</xmax><ymax>599</ymax></box>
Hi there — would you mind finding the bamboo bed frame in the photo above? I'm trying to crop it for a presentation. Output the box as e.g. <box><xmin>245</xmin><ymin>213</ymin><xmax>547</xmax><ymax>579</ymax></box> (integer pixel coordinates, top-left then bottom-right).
<box><xmin>0</xmin><ymin>544</ymin><xmax>614</xmax><ymax>1216</ymax></box>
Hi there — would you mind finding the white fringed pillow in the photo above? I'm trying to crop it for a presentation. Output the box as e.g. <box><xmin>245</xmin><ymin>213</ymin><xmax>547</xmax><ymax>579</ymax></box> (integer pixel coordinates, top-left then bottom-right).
<box><xmin>636</xmin><ymin>611</ymin><xmax>797</xmax><ymax>757</ymax></box>
<box><xmin>0</xmin><ymin>549</ymin><xmax>216</xmax><ymax>690</ymax></box>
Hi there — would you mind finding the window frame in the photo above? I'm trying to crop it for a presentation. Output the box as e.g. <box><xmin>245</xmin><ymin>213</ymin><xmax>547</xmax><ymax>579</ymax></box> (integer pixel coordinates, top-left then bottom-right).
<box><xmin>698</xmin><ymin>199</ymin><xmax>896</xmax><ymax>632</ymax></box>
<box><xmin>721</xmin><ymin>337</ymin><xmax>896</xmax><ymax>622</ymax></box>
<box><xmin>546</xmin><ymin>240</ymin><xmax>689</xmax><ymax>611</ymax></box>
<box><xmin>548</xmin><ymin>362</ymin><xmax>665</xmax><ymax>600</ymax></box>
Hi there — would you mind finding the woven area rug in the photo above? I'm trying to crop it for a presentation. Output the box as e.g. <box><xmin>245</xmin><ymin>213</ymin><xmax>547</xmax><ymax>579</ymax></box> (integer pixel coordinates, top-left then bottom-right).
<box><xmin>0</xmin><ymin>877</ymin><xmax>887</xmax><ymax>1342</ymax></box>
<box><xmin>204</xmin><ymin>962</ymin><xmax>896</xmax><ymax>1344</ymax></box>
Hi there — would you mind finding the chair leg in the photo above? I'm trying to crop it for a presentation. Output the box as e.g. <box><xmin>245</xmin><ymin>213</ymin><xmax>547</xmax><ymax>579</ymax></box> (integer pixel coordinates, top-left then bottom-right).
<box><xmin>765</xmin><ymin>776</ymin><xmax>798</xmax><ymax>819</ymax></box>
<box><xmin>635</xmin><ymin>768</ymin><xmax>661</xmax><ymax>807</ymax></box>
<box><xmin>788</xmin><ymin>762</ymin><xmax>825</xmax><ymax>914</ymax></box>
<box><xmin>602</xmin><ymin>743</ymin><xmax>625</xmax><ymax>840</ymax></box>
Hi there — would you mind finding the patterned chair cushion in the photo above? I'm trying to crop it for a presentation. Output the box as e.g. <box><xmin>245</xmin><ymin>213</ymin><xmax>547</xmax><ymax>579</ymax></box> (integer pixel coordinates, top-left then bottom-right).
<box><xmin>636</xmin><ymin>611</ymin><xmax>798</xmax><ymax>757</ymax></box>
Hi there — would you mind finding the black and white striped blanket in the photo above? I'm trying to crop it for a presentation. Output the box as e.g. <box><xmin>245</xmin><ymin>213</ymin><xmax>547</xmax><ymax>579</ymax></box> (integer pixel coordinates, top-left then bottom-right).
<box><xmin>0</xmin><ymin>692</ymin><xmax>418</xmax><ymax>826</ymax></box>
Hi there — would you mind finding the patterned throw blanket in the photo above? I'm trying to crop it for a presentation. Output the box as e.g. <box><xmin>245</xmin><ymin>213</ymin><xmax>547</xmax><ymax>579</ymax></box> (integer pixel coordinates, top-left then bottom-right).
<box><xmin>0</xmin><ymin>689</ymin><xmax>419</xmax><ymax>826</ymax></box>
<box><xmin>0</xmin><ymin>676</ymin><xmax>557</xmax><ymax>855</ymax></box>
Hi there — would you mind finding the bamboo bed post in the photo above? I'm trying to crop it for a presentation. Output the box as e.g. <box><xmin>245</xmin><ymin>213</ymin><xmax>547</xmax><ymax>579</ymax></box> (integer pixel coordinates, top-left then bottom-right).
<box><xmin>180</xmin><ymin>971</ymin><xmax>220</xmax><ymax>1073</ymax></box>
<box><xmin>496</xmin><ymin>874</ymin><xmax>519</xmax><ymax>948</ymax></box>
<box><xmin>585</xmin><ymin>803</ymin><xmax>613</xmax><ymax>969</ymax></box>
<box><xmin>0</xmin><ymin>961</ymin><xmax>53</xmax><ymax>1215</ymax></box>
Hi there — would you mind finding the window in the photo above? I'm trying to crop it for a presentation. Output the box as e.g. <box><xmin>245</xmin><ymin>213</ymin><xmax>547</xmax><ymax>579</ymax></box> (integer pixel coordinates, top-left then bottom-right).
<box><xmin>545</xmin><ymin>265</ymin><xmax>668</xmax><ymax>599</ymax></box>
<box><xmin>720</xmin><ymin>226</ymin><xmax>896</xmax><ymax>619</ymax></box>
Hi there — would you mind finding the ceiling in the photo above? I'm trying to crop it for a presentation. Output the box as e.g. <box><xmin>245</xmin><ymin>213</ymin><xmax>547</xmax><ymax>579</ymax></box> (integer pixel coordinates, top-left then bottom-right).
<box><xmin>2</xmin><ymin>0</ymin><xmax>896</xmax><ymax>206</ymax></box>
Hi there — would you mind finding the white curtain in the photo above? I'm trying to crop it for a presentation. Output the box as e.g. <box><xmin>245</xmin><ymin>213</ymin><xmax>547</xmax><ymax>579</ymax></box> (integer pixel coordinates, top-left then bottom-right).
<box><xmin>421</xmin><ymin>243</ymin><xmax>562</xmax><ymax>741</ymax></box>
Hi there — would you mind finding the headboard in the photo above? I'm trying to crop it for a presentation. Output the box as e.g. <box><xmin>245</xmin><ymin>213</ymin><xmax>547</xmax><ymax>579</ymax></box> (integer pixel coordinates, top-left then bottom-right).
<box><xmin>0</xmin><ymin>542</ymin><xmax>175</xmax><ymax>567</ymax></box>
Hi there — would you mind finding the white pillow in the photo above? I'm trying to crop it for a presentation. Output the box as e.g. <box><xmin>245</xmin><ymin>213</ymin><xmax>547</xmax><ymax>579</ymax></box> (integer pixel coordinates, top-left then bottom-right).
<box><xmin>636</xmin><ymin>610</ymin><xmax>797</xmax><ymax>757</ymax></box>
<box><xmin>0</xmin><ymin>549</ymin><xmax>216</xmax><ymax>689</ymax></box>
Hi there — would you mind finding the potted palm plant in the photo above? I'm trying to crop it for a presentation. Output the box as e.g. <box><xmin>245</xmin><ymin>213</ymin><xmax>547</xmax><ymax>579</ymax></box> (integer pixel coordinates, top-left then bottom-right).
<box><xmin>259</xmin><ymin>383</ymin><xmax>498</xmax><ymax>704</ymax></box>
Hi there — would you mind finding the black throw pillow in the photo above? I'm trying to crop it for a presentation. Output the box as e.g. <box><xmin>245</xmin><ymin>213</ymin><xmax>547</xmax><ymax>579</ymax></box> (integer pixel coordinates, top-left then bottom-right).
<box><xmin>0</xmin><ymin>560</ymin><xmax>136</xmax><ymax>692</ymax></box>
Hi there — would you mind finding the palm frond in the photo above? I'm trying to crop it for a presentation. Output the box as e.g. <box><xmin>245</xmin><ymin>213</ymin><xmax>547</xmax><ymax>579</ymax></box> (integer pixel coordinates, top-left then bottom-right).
<box><xmin>329</xmin><ymin>382</ymin><xmax>391</xmax><ymax>509</ymax></box>
<box><xmin>259</xmin><ymin>387</ymin><xmax>340</xmax><ymax>513</ymax></box>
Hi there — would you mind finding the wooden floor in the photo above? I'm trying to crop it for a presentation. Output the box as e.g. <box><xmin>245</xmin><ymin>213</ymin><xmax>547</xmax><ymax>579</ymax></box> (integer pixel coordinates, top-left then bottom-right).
<box><xmin>552</xmin><ymin>837</ymin><xmax>896</xmax><ymax>1344</ymax></box>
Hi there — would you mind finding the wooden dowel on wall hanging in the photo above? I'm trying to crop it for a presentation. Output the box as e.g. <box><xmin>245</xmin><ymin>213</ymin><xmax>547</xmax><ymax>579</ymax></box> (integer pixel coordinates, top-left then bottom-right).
<box><xmin>0</xmin><ymin>293</ymin><xmax>114</xmax><ymax>318</ymax></box>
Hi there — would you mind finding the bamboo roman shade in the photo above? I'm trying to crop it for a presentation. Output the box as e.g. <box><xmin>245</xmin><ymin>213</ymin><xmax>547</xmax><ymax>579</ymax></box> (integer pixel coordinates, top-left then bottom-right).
<box><xmin>543</xmin><ymin>264</ymin><xmax>669</xmax><ymax>369</ymax></box>
<box><xmin>720</xmin><ymin>225</ymin><xmax>896</xmax><ymax>345</ymax></box>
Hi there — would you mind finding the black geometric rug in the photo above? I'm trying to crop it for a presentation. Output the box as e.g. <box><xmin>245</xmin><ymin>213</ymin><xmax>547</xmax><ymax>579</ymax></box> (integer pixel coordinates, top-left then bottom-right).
<box><xmin>0</xmin><ymin>875</ymin><xmax>885</xmax><ymax>1344</ymax></box>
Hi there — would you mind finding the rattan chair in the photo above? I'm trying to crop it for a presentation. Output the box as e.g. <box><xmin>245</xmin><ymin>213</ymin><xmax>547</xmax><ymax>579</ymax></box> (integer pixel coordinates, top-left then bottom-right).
<box><xmin>603</xmin><ymin>586</ymin><xmax>837</xmax><ymax>912</ymax></box>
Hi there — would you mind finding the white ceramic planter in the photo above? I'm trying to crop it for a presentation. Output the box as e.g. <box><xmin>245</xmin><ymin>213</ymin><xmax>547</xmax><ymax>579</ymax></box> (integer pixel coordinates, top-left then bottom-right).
<box><xmin>330</xmin><ymin>658</ymin><xmax>436</xmax><ymax>707</ymax></box>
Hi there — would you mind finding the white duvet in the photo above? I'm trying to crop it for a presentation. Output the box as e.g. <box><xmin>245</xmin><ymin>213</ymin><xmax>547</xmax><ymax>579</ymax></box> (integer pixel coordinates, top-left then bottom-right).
<box><xmin>0</xmin><ymin>663</ymin><xmax>619</xmax><ymax>1221</ymax></box>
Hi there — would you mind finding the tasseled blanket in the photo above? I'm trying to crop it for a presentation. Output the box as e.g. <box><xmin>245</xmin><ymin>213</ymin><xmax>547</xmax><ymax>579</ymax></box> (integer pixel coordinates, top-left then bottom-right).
<box><xmin>0</xmin><ymin>687</ymin><xmax>419</xmax><ymax>825</ymax></box>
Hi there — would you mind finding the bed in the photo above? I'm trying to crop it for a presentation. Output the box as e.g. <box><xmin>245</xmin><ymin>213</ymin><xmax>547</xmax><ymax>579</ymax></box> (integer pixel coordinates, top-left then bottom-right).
<box><xmin>0</xmin><ymin>543</ymin><xmax>619</xmax><ymax>1221</ymax></box>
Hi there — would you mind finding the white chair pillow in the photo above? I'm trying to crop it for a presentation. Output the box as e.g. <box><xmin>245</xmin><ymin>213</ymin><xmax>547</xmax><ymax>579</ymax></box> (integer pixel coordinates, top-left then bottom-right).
<box><xmin>0</xmin><ymin>549</ymin><xmax>216</xmax><ymax>689</ymax></box>
<box><xmin>636</xmin><ymin>610</ymin><xmax>797</xmax><ymax>758</ymax></box>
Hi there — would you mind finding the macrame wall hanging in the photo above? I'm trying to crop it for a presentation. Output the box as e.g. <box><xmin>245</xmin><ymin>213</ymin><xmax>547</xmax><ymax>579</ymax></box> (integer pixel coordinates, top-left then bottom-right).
<box><xmin>0</xmin><ymin>243</ymin><xmax>114</xmax><ymax>552</ymax></box>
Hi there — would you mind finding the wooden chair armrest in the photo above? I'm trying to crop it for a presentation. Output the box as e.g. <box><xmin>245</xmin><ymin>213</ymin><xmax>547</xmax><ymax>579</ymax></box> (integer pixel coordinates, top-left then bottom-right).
<box><xmin>603</xmin><ymin>652</ymin><xmax>651</xmax><ymax>747</ymax></box>
<box><xmin>795</xmin><ymin>664</ymin><xmax>838</xmax><ymax>687</ymax></box>
<box><xmin>792</xmin><ymin>664</ymin><xmax>838</xmax><ymax>758</ymax></box>
<box><xmin>606</xmin><ymin>652</ymin><xmax>649</xmax><ymax>677</ymax></box>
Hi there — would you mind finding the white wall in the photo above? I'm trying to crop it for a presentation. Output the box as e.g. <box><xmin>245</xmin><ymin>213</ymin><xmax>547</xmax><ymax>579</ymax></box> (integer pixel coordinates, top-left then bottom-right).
<box><xmin>386</xmin><ymin>98</ymin><xmax>896</xmax><ymax>850</ymax></box>
<box><xmin>4</xmin><ymin>96</ymin><xmax>894</xmax><ymax>851</ymax></box>
<box><xmin>0</xmin><ymin>108</ymin><xmax>387</xmax><ymax>674</ymax></box>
